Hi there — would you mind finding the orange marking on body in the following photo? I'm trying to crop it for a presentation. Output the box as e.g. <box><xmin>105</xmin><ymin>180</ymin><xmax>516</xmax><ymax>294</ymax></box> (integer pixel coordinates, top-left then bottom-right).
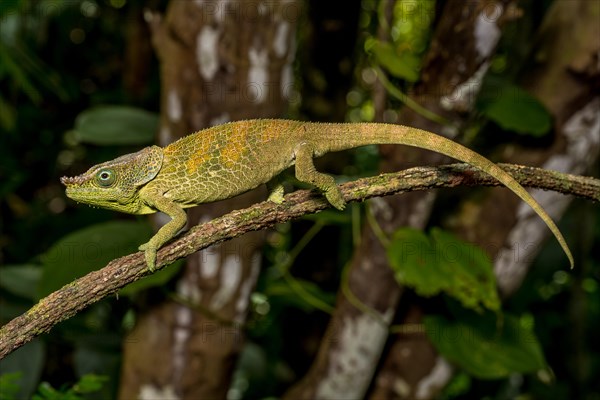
<box><xmin>165</xmin><ymin>134</ymin><xmax>213</xmax><ymax>174</ymax></box>
<box><xmin>258</xmin><ymin>121</ymin><xmax>284</xmax><ymax>143</ymax></box>
<box><xmin>185</xmin><ymin>153</ymin><xmax>208</xmax><ymax>174</ymax></box>
<box><xmin>220</xmin><ymin>121</ymin><xmax>252</xmax><ymax>168</ymax></box>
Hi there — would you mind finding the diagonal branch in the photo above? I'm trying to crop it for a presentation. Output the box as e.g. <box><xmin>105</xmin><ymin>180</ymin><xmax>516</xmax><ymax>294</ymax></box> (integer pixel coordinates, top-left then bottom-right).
<box><xmin>1</xmin><ymin>163</ymin><xmax>598</xmax><ymax>359</ymax></box>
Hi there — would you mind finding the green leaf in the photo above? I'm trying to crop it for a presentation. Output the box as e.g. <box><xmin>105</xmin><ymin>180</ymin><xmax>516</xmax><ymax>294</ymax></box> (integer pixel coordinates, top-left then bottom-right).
<box><xmin>0</xmin><ymin>339</ymin><xmax>45</xmax><ymax>400</ymax></box>
<box><xmin>478</xmin><ymin>78</ymin><xmax>552</xmax><ymax>136</ymax></box>
<box><xmin>387</xmin><ymin>228</ymin><xmax>500</xmax><ymax>312</ymax></box>
<box><xmin>32</xmin><ymin>382</ymin><xmax>58</xmax><ymax>400</ymax></box>
<box><xmin>368</xmin><ymin>40</ymin><xmax>420</xmax><ymax>82</ymax></box>
<box><xmin>74</xmin><ymin>106</ymin><xmax>158</xmax><ymax>145</ymax></box>
<box><xmin>0</xmin><ymin>264</ymin><xmax>41</xmax><ymax>300</ymax></box>
<box><xmin>38</xmin><ymin>221</ymin><xmax>152</xmax><ymax>298</ymax></box>
<box><xmin>425</xmin><ymin>313</ymin><xmax>547</xmax><ymax>379</ymax></box>
<box><xmin>0</xmin><ymin>373</ymin><xmax>22</xmax><ymax>400</ymax></box>
<box><xmin>72</xmin><ymin>374</ymin><xmax>108</xmax><ymax>394</ymax></box>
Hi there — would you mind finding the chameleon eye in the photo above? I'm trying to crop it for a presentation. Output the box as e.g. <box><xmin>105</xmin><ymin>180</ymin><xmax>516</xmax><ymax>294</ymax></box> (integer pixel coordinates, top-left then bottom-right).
<box><xmin>96</xmin><ymin>169</ymin><xmax>116</xmax><ymax>187</ymax></box>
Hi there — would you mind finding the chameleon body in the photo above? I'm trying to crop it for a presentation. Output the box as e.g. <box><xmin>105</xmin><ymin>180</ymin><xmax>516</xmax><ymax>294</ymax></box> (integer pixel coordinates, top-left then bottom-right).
<box><xmin>61</xmin><ymin>119</ymin><xmax>573</xmax><ymax>270</ymax></box>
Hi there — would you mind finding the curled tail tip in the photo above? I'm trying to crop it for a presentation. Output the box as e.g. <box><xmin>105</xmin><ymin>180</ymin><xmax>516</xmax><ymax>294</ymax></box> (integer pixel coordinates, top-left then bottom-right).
<box><xmin>556</xmin><ymin>234</ymin><xmax>574</xmax><ymax>269</ymax></box>
<box><xmin>568</xmin><ymin>252</ymin><xmax>575</xmax><ymax>269</ymax></box>
<box><xmin>558</xmin><ymin>239</ymin><xmax>574</xmax><ymax>269</ymax></box>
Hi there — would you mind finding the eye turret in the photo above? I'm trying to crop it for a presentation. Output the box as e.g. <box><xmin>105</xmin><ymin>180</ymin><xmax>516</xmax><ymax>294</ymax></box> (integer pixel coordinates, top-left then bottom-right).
<box><xmin>96</xmin><ymin>169</ymin><xmax>116</xmax><ymax>187</ymax></box>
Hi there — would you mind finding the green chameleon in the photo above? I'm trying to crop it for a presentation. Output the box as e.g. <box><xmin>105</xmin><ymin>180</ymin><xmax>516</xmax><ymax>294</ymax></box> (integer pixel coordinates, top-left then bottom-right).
<box><xmin>61</xmin><ymin>119</ymin><xmax>573</xmax><ymax>270</ymax></box>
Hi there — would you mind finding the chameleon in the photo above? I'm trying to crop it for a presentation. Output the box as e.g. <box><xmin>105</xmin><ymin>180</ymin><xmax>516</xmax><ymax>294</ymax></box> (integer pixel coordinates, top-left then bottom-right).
<box><xmin>61</xmin><ymin>119</ymin><xmax>574</xmax><ymax>271</ymax></box>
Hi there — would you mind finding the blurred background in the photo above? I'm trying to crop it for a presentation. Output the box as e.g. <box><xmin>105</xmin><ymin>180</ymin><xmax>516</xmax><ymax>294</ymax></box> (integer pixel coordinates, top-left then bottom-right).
<box><xmin>0</xmin><ymin>0</ymin><xmax>598</xmax><ymax>399</ymax></box>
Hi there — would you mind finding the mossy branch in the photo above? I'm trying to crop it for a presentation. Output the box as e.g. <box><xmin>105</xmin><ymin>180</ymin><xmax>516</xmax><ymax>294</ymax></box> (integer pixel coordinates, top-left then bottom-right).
<box><xmin>1</xmin><ymin>163</ymin><xmax>598</xmax><ymax>359</ymax></box>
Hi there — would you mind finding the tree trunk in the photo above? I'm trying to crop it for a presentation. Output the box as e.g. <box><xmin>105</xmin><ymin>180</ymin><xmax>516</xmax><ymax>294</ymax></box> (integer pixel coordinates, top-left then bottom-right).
<box><xmin>373</xmin><ymin>0</ymin><xmax>599</xmax><ymax>398</ymax></box>
<box><xmin>490</xmin><ymin>0</ymin><xmax>599</xmax><ymax>296</ymax></box>
<box><xmin>118</xmin><ymin>1</ymin><xmax>299</xmax><ymax>399</ymax></box>
<box><xmin>286</xmin><ymin>1</ymin><xmax>518</xmax><ymax>398</ymax></box>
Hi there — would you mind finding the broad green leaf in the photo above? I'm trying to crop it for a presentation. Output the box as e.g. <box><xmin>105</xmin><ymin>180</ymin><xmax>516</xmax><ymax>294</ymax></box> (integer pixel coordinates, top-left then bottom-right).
<box><xmin>0</xmin><ymin>264</ymin><xmax>41</xmax><ymax>300</ymax></box>
<box><xmin>74</xmin><ymin>106</ymin><xmax>158</xmax><ymax>145</ymax></box>
<box><xmin>387</xmin><ymin>228</ymin><xmax>500</xmax><ymax>312</ymax></box>
<box><xmin>369</xmin><ymin>40</ymin><xmax>420</xmax><ymax>82</ymax></box>
<box><xmin>478</xmin><ymin>78</ymin><xmax>552</xmax><ymax>136</ymax></box>
<box><xmin>38</xmin><ymin>221</ymin><xmax>152</xmax><ymax>298</ymax></box>
<box><xmin>425</xmin><ymin>313</ymin><xmax>547</xmax><ymax>379</ymax></box>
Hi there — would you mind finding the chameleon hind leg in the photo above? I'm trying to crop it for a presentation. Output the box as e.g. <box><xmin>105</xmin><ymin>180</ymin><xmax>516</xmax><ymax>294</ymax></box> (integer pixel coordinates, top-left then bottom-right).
<box><xmin>294</xmin><ymin>142</ymin><xmax>346</xmax><ymax>210</ymax></box>
<box><xmin>266</xmin><ymin>175</ymin><xmax>286</xmax><ymax>204</ymax></box>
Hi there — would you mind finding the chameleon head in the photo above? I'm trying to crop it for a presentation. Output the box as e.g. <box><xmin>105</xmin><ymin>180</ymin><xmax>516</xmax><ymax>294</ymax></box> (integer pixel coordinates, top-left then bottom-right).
<box><xmin>61</xmin><ymin>146</ymin><xmax>164</xmax><ymax>215</ymax></box>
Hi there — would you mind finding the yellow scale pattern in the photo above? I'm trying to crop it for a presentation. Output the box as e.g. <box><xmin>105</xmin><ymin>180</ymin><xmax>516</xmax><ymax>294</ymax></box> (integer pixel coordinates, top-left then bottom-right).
<box><xmin>61</xmin><ymin>119</ymin><xmax>574</xmax><ymax>270</ymax></box>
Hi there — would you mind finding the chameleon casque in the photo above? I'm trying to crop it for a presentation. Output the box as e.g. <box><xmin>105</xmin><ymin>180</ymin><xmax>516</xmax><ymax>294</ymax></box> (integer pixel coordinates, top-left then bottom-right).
<box><xmin>61</xmin><ymin>119</ymin><xmax>574</xmax><ymax>270</ymax></box>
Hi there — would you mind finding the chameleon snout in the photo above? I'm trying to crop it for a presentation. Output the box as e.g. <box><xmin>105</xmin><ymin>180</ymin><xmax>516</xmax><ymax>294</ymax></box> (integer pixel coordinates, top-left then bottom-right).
<box><xmin>60</xmin><ymin>175</ymin><xmax>88</xmax><ymax>187</ymax></box>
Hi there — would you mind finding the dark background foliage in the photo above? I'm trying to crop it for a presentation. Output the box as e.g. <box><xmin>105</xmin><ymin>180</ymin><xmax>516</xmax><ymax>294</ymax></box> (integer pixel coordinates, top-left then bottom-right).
<box><xmin>0</xmin><ymin>0</ymin><xmax>598</xmax><ymax>399</ymax></box>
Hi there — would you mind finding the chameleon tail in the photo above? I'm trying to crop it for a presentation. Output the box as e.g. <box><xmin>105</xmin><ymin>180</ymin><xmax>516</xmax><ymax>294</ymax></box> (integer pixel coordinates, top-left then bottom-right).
<box><xmin>309</xmin><ymin>122</ymin><xmax>574</xmax><ymax>268</ymax></box>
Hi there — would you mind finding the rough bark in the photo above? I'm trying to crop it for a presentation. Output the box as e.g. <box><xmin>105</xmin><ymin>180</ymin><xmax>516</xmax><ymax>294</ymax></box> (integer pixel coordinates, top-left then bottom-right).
<box><xmin>285</xmin><ymin>1</ymin><xmax>517</xmax><ymax>399</ymax></box>
<box><xmin>118</xmin><ymin>1</ymin><xmax>299</xmax><ymax>399</ymax></box>
<box><xmin>2</xmin><ymin>164</ymin><xmax>596</xmax><ymax>360</ymax></box>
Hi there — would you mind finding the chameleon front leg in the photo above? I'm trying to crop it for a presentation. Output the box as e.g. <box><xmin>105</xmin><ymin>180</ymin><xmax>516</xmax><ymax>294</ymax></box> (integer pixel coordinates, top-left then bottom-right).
<box><xmin>294</xmin><ymin>142</ymin><xmax>346</xmax><ymax>210</ymax></box>
<box><xmin>139</xmin><ymin>191</ymin><xmax>187</xmax><ymax>271</ymax></box>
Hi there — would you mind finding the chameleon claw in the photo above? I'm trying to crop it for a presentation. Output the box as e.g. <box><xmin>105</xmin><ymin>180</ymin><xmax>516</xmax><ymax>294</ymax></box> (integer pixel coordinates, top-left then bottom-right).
<box><xmin>325</xmin><ymin>188</ymin><xmax>346</xmax><ymax>210</ymax></box>
<box><xmin>267</xmin><ymin>190</ymin><xmax>285</xmax><ymax>204</ymax></box>
<box><xmin>266</xmin><ymin>180</ymin><xmax>286</xmax><ymax>204</ymax></box>
<box><xmin>139</xmin><ymin>243</ymin><xmax>157</xmax><ymax>272</ymax></box>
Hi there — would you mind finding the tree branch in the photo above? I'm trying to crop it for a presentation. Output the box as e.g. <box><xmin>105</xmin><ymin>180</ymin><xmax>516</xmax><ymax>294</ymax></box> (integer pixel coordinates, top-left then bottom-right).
<box><xmin>1</xmin><ymin>163</ymin><xmax>598</xmax><ymax>358</ymax></box>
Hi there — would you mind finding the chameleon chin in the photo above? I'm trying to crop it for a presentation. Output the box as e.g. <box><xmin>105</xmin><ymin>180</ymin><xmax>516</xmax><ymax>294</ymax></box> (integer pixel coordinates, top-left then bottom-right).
<box><xmin>62</xmin><ymin>119</ymin><xmax>574</xmax><ymax>271</ymax></box>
